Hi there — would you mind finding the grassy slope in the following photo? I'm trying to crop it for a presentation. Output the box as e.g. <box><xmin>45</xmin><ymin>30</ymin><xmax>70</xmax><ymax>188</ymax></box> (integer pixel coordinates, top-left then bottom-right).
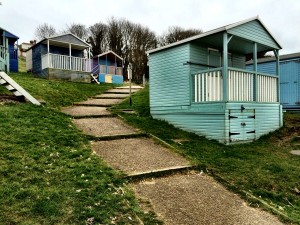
<box><xmin>9</xmin><ymin>72</ymin><xmax>115</xmax><ymax>108</ymax></box>
<box><xmin>112</xmin><ymin>85</ymin><xmax>300</xmax><ymax>224</ymax></box>
<box><xmin>0</xmin><ymin>75</ymin><xmax>160</xmax><ymax>224</ymax></box>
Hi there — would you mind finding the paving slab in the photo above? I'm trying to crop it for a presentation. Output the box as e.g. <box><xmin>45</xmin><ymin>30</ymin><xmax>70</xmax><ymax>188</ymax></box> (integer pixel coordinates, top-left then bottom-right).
<box><xmin>91</xmin><ymin>137</ymin><xmax>190</xmax><ymax>175</ymax></box>
<box><xmin>105</xmin><ymin>89</ymin><xmax>140</xmax><ymax>94</ymax></box>
<box><xmin>74</xmin><ymin>98</ymin><xmax>123</xmax><ymax>106</ymax></box>
<box><xmin>62</xmin><ymin>106</ymin><xmax>111</xmax><ymax>117</ymax></box>
<box><xmin>73</xmin><ymin>117</ymin><xmax>139</xmax><ymax>137</ymax></box>
<box><xmin>131</xmin><ymin>173</ymin><xmax>283</xmax><ymax>225</ymax></box>
<box><xmin>94</xmin><ymin>93</ymin><xmax>129</xmax><ymax>98</ymax></box>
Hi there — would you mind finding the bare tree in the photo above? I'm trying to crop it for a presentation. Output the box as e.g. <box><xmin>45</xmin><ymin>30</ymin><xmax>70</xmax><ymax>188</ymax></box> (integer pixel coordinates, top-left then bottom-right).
<box><xmin>88</xmin><ymin>22</ymin><xmax>108</xmax><ymax>56</ymax></box>
<box><xmin>130</xmin><ymin>24</ymin><xmax>157</xmax><ymax>83</ymax></box>
<box><xmin>159</xmin><ymin>26</ymin><xmax>202</xmax><ymax>46</ymax></box>
<box><xmin>107</xmin><ymin>17</ymin><xmax>123</xmax><ymax>57</ymax></box>
<box><xmin>87</xmin><ymin>17</ymin><xmax>157</xmax><ymax>83</ymax></box>
<box><xmin>34</xmin><ymin>23</ymin><xmax>56</xmax><ymax>41</ymax></box>
<box><xmin>65</xmin><ymin>23</ymin><xmax>88</xmax><ymax>40</ymax></box>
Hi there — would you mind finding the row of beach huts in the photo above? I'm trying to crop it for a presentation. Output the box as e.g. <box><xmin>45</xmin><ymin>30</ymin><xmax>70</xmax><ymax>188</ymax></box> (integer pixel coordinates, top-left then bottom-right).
<box><xmin>1</xmin><ymin>16</ymin><xmax>300</xmax><ymax>144</ymax></box>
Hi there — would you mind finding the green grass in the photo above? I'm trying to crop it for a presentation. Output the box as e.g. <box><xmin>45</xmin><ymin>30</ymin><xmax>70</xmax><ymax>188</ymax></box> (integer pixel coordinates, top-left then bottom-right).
<box><xmin>8</xmin><ymin>72</ymin><xmax>115</xmax><ymax>108</ymax></box>
<box><xmin>112</xmin><ymin>85</ymin><xmax>300</xmax><ymax>224</ymax></box>
<box><xmin>0</xmin><ymin>75</ymin><xmax>161</xmax><ymax>224</ymax></box>
<box><xmin>18</xmin><ymin>56</ymin><xmax>26</xmax><ymax>72</ymax></box>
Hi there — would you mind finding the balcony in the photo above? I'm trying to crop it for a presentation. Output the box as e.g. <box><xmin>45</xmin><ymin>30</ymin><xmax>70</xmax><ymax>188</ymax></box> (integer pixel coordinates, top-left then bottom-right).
<box><xmin>192</xmin><ymin>67</ymin><xmax>278</xmax><ymax>103</ymax></box>
<box><xmin>41</xmin><ymin>53</ymin><xmax>91</xmax><ymax>72</ymax></box>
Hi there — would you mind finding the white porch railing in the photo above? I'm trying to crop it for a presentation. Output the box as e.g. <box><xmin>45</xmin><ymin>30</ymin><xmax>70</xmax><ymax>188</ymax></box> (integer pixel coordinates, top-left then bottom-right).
<box><xmin>193</xmin><ymin>68</ymin><xmax>223</xmax><ymax>102</ymax></box>
<box><xmin>41</xmin><ymin>53</ymin><xmax>91</xmax><ymax>72</ymax></box>
<box><xmin>192</xmin><ymin>67</ymin><xmax>278</xmax><ymax>103</ymax></box>
<box><xmin>99</xmin><ymin>65</ymin><xmax>123</xmax><ymax>75</ymax></box>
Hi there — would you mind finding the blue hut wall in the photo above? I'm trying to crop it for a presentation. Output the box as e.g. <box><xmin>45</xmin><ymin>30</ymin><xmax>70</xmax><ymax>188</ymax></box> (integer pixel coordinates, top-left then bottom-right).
<box><xmin>246</xmin><ymin>56</ymin><xmax>300</xmax><ymax>109</ymax></box>
<box><xmin>8</xmin><ymin>41</ymin><xmax>18</xmax><ymax>72</ymax></box>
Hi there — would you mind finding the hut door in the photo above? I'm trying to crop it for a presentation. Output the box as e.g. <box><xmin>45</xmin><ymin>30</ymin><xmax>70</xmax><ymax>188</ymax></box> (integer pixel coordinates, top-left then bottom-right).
<box><xmin>228</xmin><ymin>108</ymin><xmax>255</xmax><ymax>142</ymax></box>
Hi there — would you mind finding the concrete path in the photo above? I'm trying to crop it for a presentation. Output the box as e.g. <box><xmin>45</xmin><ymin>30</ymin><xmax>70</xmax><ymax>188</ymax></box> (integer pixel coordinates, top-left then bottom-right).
<box><xmin>62</xmin><ymin>85</ymin><xmax>283</xmax><ymax>225</ymax></box>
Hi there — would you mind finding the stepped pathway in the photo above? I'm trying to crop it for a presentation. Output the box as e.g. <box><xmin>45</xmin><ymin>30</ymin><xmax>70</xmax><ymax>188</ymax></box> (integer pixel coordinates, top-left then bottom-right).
<box><xmin>62</xmin><ymin>86</ymin><xmax>283</xmax><ymax>225</ymax></box>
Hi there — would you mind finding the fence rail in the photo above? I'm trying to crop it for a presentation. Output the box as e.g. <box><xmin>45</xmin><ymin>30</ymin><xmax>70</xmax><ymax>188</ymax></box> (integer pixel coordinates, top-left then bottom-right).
<box><xmin>41</xmin><ymin>53</ymin><xmax>91</xmax><ymax>72</ymax></box>
<box><xmin>192</xmin><ymin>67</ymin><xmax>278</xmax><ymax>103</ymax></box>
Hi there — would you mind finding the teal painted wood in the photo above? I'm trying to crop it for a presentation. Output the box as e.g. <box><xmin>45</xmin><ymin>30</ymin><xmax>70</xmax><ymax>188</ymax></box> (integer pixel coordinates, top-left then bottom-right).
<box><xmin>222</xmin><ymin>33</ymin><xmax>228</xmax><ymax>101</ymax></box>
<box><xmin>232</xmin><ymin>53</ymin><xmax>245</xmax><ymax>69</ymax></box>
<box><xmin>228</xmin><ymin>20</ymin><xmax>280</xmax><ymax>49</ymax></box>
<box><xmin>189</xmin><ymin>44</ymin><xmax>207</xmax><ymax>73</ymax></box>
<box><xmin>149</xmin><ymin>44</ymin><xmax>190</xmax><ymax>108</ymax></box>
<box><xmin>151</xmin><ymin>102</ymin><xmax>281</xmax><ymax>144</ymax></box>
<box><xmin>152</xmin><ymin>113</ymin><xmax>226</xmax><ymax>141</ymax></box>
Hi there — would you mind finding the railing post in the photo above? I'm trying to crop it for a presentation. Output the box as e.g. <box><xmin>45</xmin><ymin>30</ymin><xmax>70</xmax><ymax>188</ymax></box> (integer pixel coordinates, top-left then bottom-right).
<box><xmin>222</xmin><ymin>32</ymin><xmax>228</xmax><ymax>102</ymax></box>
<box><xmin>253</xmin><ymin>42</ymin><xmax>257</xmax><ymax>101</ymax></box>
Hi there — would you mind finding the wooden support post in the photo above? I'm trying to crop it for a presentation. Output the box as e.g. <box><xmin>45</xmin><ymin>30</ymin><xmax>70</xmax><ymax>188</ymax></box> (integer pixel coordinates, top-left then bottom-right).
<box><xmin>274</xmin><ymin>49</ymin><xmax>280</xmax><ymax>102</ymax></box>
<box><xmin>253</xmin><ymin>42</ymin><xmax>257</xmax><ymax>101</ymax></box>
<box><xmin>47</xmin><ymin>39</ymin><xmax>50</xmax><ymax>68</ymax></box>
<box><xmin>222</xmin><ymin>32</ymin><xmax>228</xmax><ymax>102</ymax></box>
<box><xmin>69</xmin><ymin>43</ymin><xmax>72</xmax><ymax>70</ymax></box>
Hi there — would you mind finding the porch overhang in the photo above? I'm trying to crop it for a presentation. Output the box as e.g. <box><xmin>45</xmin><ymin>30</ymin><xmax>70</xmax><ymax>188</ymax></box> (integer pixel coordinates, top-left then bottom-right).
<box><xmin>190</xmin><ymin>32</ymin><xmax>277</xmax><ymax>55</ymax></box>
<box><xmin>40</xmin><ymin>39</ymin><xmax>88</xmax><ymax>51</ymax></box>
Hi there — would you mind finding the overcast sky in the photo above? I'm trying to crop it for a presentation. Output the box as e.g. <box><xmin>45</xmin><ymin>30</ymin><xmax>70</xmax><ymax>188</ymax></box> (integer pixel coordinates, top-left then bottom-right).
<box><xmin>1</xmin><ymin>0</ymin><xmax>300</xmax><ymax>54</ymax></box>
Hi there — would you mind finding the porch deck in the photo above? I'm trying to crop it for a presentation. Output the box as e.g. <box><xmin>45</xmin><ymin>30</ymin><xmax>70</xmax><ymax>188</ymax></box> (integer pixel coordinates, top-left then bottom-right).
<box><xmin>192</xmin><ymin>67</ymin><xmax>278</xmax><ymax>103</ymax></box>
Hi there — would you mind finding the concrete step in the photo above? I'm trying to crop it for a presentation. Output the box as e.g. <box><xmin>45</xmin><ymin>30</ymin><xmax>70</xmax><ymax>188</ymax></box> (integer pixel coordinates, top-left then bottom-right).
<box><xmin>73</xmin><ymin>117</ymin><xmax>140</xmax><ymax>138</ymax></box>
<box><xmin>131</xmin><ymin>173</ymin><xmax>283</xmax><ymax>225</ymax></box>
<box><xmin>62</xmin><ymin>106</ymin><xmax>113</xmax><ymax>118</ymax></box>
<box><xmin>93</xmin><ymin>93</ymin><xmax>129</xmax><ymax>99</ymax></box>
<box><xmin>91</xmin><ymin>137</ymin><xmax>191</xmax><ymax>176</ymax></box>
<box><xmin>73</xmin><ymin>98</ymin><xmax>123</xmax><ymax>107</ymax></box>
<box><xmin>105</xmin><ymin>89</ymin><xmax>140</xmax><ymax>94</ymax></box>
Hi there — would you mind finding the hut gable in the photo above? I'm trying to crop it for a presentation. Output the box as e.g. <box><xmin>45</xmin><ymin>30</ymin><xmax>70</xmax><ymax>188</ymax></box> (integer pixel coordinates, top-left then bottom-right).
<box><xmin>227</xmin><ymin>20</ymin><xmax>281</xmax><ymax>50</ymax></box>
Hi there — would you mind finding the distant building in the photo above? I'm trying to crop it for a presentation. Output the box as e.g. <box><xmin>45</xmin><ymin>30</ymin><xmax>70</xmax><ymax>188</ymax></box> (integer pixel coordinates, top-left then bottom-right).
<box><xmin>247</xmin><ymin>52</ymin><xmax>300</xmax><ymax>110</ymax></box>
<box><xmin>18</xmin><ymin>40</ymin><xmax>36</xmax><ymax>57</ymax></box>
<box><xmin>92</xmin><ymin>50</ymin><xmax>124</xmax><ymax>84</ymax></box>
<box><xmin>26</xmin><ymin>33</ymin><xmax>92</xmax><ymax>83</ymax></box>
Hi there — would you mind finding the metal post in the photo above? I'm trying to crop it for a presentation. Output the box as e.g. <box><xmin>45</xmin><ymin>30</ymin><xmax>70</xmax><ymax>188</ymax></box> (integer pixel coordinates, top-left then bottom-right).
<box><xmin>128</xmin><ymin>63</ymin><xmax>132</xmax><ymax>107</ymax></box>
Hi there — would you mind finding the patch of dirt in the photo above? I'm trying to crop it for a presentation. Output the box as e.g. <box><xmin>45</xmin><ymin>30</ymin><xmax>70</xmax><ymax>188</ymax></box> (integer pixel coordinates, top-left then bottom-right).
<box><xmin>270</xmin><ymin>113</ymin><xmax>300</xmax><ymax>147</ymax></box>
<box><xmin>0</xmin><ymin>94</ymin><xmax>20</xmax><ymax>105</ymax></box>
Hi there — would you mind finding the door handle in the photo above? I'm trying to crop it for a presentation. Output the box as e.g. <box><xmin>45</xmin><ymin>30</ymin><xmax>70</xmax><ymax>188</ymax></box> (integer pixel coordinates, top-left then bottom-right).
<box><xmin>241</xmin><ymin>122</ymin><xmax>246</xmax><ymax>126</ymax></box>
